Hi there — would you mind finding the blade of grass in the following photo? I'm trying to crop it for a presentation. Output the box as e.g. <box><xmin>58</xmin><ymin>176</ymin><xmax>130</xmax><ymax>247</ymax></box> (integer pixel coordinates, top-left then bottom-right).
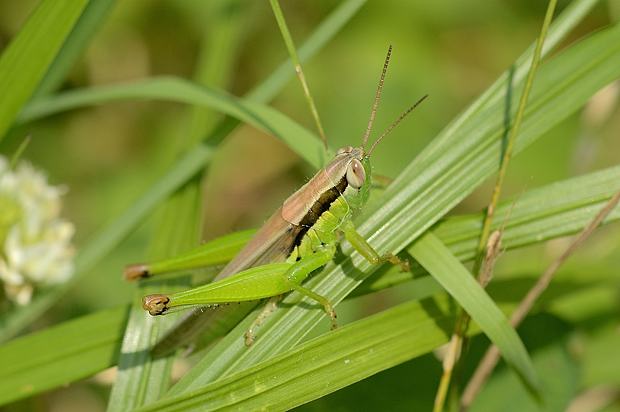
<box><xmin>248</xmin><ymin>0</ymin><xmax>367</xmax><ymax>103</ymax></box>
<box><xmin>107</xmin><ymin>204</ymin><xmax>197</xmax><ymax>411</ymax></box>
<box><xmin>477</xmin><ymin>0</ymin><xmax>557</xmax><ymax>277</ymax></box>
<box><xmin>358</xmin><ymin>164</ymin><xmax>620</xmax><ymax>296</ymax></box>
<box><xmin>0</xmin><ymin>0</ymin><xmax>88</xmax><ymax>140</ymax></box>
<box><xmin>136</xmin><ymin>290</ymin><xmax>541</xmax><ymax>412</ymax></box>
<box><xmin>270</xmin><ymin>0</ymin><xmax>328</xmax><ymax>149</ymax></box>
<box><xmin>8</xmin><ymin>135</ymin><xmax>31</xmax><ymax>169</ymax></box>
<box><xmin>31</xmin><ymin>0</ymin><xmax>116</xmax><ymax>98</ymax></box>
<box><xmin>410</xmin><ymin>233</ymin><xmax>539</xmax><ymax>392</ymax></box>
<box><xmin>18</xmin><ymin>77</ymin><xmax>325</xmax><ymax>167</ymax></box>
<box><xmin>0</xmin><ymin>305</ymin><xmax>129</xmax><ymax>406</ymax></box>
<box><xmin>0</xmin><ymin>0</ymin><xmax>367</xmax><ymax>342</ymax></box>
<box><xmin>168</xmin><ymin>22</ymin><xmax>620</xmax><ymax>395</ymax></box>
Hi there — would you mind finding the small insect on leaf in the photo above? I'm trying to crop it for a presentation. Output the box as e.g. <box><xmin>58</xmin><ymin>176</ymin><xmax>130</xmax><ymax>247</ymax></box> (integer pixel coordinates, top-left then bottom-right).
<box><xmin>130</xmin><ymin>46</ymin><xmax>426</xmax><ymax>349</ymax></box>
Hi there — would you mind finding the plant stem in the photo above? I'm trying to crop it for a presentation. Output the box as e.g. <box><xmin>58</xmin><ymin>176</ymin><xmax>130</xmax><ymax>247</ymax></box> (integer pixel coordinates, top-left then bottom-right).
<box><xmin>460</xmin><ymin>191</ymin><xmax>620</xmax><ymax>410</ymax></box>
<box><xmin>270</xmin><ymin>0</ymin><xmax>329</xmax><ymax>152</ymax></box>
<box><xmin>432</xmin><ymin>1</ymin><xmax>558</xmax><ymax>410</ymax></box>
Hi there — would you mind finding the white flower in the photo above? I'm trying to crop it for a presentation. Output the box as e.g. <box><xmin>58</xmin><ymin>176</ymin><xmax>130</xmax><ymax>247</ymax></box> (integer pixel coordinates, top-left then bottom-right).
<box><xmin>0</xmin><ymin>155</ymin><xmax>75</xmax><ymax>305</ymax></box>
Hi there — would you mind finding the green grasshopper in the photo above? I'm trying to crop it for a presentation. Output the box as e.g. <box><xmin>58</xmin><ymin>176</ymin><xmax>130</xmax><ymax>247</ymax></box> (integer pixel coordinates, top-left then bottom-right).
<box><xmin>127</xmin><ymin>46</ymin><xmax>426</xmax><ymax>348</ymax></box>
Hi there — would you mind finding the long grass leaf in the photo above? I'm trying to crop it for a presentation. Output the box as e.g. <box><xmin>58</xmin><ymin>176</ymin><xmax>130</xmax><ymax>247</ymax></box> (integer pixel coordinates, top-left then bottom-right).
<box><xmin>410</xmin><ymin>233</ymin><xmax>538</xmax><ymax>390</ymax></box>
<box><xmin>0</xmin><ymin>306</ymin><xmax>129</xmax><ymax>406</ymax></box>
<box><xmin>31</xmin><ymin>0</ymin><xmax>116</xmax><ymax>97</ymax></box>
<box><xmin>359</xmin><ymin>164</ymin><xmax>620</xmax><ymax>295</ymax></box>
<box><xmin>18</xmin><ymin>77</ymin><xmax>324</xmax><ymax>166</ymax></box>
<box><xmin>0</xmin><ymin>0</ymin><xmax>88</xmax><ymax>140</ymax></box>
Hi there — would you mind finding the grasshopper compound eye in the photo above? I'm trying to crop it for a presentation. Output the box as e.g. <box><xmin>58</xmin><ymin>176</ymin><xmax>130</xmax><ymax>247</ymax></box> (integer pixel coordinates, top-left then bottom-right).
<box><xmin>346</xmin><ymin>158</ymin><xmax>366</xmax><ymax>189</ymax></box>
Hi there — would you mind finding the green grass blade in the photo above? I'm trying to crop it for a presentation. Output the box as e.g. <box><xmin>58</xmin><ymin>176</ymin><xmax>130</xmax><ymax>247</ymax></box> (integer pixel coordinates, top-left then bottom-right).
<box><xmin>0</xmin><ymin>0</ymin><xmax>88</xmax><ymax>140</ymax></box>
<box><xmin>143</xmin><ymin>229</ymin><xmax>256</xmax><ymax>277</ymax></box>
<box><xmin>137</xmin><ymin>290</ymin><xmax>554</xmax><ymax>412</ymax></box>
<box><xmin>270</xmin><ymin>0</ymin><xmax>328</xmax><ymax>149</ymax></box>
<box><xmin>248</xmin><ymin>0</ymin><xmax>367</xmax><ymax>102</ymax></box>
<box><xmin>0</xmin><ymin>0</ymin><xmax>364</xmax><ymax>342</ymax></box>
<box><xmin>168</xmin><ymin>22</ymin><xmax>620</xmax><ymax>394</ymax></box>
<box><xmin>0</xmin><ymin>306</ymin><xmax>129</xmax><ymax>406</ymax></box>
<box><xmin>31</xmin><ymin>0</ymin><xmax>116</xmax><ymax>97</ymax></box>
<box><xmin>135</xmin><ymin>297</ymin><xmax>459</xmax><ymax>412</ymax></box>
<box><xmin>358</xmin><ymin>164</ymin><xmax>620</xmax><ymax>296</ymax></box>
<box><xmin>409</xmin><ymin>233</ymin><xmax>539</xmax><ymax>390</ymax></box>
<box><xmin>18</xmin><ymin>77</ymin><xmax>325</xmax><ymax>167</ymax></box>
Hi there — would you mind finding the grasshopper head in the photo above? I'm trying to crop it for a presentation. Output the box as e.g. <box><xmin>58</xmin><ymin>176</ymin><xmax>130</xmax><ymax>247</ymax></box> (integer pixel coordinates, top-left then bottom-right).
<box><xmin>334</xmin><ymin>47</ymin><xmax>427</xmax><ymax>213</ymax></box>
<box><xmin>335</xmin><ymin>145</ymin><xmax>372</xmax><ymax>212</ymax></box>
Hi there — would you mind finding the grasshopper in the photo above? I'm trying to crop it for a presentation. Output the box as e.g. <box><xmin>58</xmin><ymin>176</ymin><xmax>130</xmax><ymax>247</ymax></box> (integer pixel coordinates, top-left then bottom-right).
<box><xmin>127</xmin><ymin>46</ymin><xmax>426</xmax><ymax>349</ymax></box>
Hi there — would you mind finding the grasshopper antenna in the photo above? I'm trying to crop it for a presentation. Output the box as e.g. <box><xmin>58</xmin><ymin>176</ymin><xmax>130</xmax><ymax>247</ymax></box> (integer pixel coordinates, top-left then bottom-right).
<box><xmin>362</xmin><ymin>45</ymin><xmax>392</xmax><ymax>150</ymax></box>
<box><xmin>368</xmin><ymin>94</ymin><xmax>428</xmax><ymax>156</ymax></box>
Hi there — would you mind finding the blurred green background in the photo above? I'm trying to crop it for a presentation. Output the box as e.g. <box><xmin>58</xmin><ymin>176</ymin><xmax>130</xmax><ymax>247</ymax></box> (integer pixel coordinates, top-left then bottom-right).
<box><xmin>1</xmin><ymin>0</ymin><xmax>619</xmax><ymax>410</ymax></box>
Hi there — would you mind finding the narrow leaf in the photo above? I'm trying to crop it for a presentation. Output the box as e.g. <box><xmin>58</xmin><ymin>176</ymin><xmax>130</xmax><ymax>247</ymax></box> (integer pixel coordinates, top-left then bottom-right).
<box><xmin>0</xmin><ymin>0</ymin><xmax>88</xmax><ymax>140</ymax></box>
<box><xmin>409</xmin><ymin>233</ymin><xmax>539</xmax><ymax>391</ymax></box>
<box><xmin>0</xmin><ymin>306</ymin><xmax>129</xmax><ymax>406</ymax></box>
<box><xmin>32</xmin><ymin>0</ymin><xmax>116</xmax><ymax>97</ymax></box>
<box><xmin>18</xmin><ymin>77</ymin><xmax>325</xmax><ymax>167</ymax></box>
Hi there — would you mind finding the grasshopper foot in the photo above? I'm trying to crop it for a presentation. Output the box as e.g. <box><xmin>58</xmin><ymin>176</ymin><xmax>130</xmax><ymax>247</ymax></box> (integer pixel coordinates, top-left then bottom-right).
<box><xmin>143</xmin><ymin>294</ymin><xmax>170</xmax><ymax>315</ymax></box>
<box><xmin>382</xmin><ymin>252</ymin><xmax>410</xmax><ymax>272</ymax></box>
<box><xmin>328</xmin><ymin>310</ymin><xmax>338</xmax><ymax>330</ymax></box>
<box><xmin>244</xmin><ymin>330</ymin><xmax>256</xmax><ymax>347</ymax></box>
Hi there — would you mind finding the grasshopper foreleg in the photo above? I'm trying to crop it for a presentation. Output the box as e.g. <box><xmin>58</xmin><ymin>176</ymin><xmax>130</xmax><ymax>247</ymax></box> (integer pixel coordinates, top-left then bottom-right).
<box><xmin>284</xmin><ymin>246</ymin><xmax>338</xmax><ymax>326</ymax></box>
<box><xmin>342</xmin><ymin>220</ymin><xmax>410</xmax><ymax>272</ymax></box>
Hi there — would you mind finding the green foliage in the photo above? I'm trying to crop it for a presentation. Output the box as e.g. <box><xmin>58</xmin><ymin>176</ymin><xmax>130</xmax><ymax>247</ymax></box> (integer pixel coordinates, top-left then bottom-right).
<box><xmin>0</xmin><ymin>306</ymin><xmax>128</xmax><ymax>405</ymax></box>
<box><xmin>1</xmin><ymin>164</ymin><xmax>618</xmax><ymax>406</ymax></box>
<box><xmin>0</xmin><ymin>0</ymin><xmax>618</xmax><ymax>410</ymax></box>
